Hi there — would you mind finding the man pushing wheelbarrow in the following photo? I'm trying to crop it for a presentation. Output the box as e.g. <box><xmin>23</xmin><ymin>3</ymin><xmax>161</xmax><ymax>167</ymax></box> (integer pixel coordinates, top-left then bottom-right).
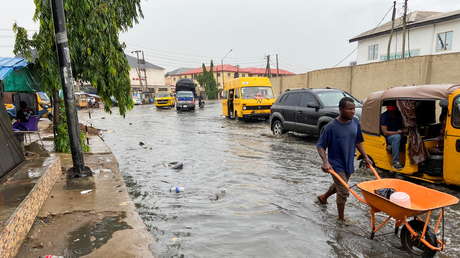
<box><xmin>315</xmin><ymin>98</ymin><xmax>459</xmax><ymax>257</ymax></box>
<box><xmin>316</xmin><ymin>97</ymin><xmax>372</xmax><ymax>222</ymax></box>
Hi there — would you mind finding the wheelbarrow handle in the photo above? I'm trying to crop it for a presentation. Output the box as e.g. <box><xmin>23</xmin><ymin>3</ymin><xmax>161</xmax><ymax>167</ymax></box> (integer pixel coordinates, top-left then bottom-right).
<box><xmin>367</xmin><ymin>163</ymin><xmax>382</xmax><ymax>180</ymax></box>
<box><xmin>327</xmin><ymin>169</ymin><xmax>367</xmax><ymax>205</ymax></box>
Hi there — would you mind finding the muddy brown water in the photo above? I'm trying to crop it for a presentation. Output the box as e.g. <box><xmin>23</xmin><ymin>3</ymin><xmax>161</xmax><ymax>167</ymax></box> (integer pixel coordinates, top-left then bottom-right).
<box><xmin>87</xmin><ymin>102</ymin><xmax>460</xmax><ymax>258</ymax></box>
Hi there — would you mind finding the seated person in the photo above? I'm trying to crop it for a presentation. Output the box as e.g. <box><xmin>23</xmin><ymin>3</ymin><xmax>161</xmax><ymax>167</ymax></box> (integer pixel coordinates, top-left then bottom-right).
<box><xmin>381</xmin><ymin>105</ymin><xmax>404</xmax><ymax>169</ymax></box>
<box><xmin>12</xmin><ymin>101</ymin><xmax>35</xmax><ymax>131</ymax></box>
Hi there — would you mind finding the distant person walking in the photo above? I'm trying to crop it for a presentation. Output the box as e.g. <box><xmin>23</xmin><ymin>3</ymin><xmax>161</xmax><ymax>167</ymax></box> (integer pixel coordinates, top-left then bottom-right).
<box><xmin>316</xmin><ymin>97</ymin><xmax>371</xmax><ymax>222</ymax></box>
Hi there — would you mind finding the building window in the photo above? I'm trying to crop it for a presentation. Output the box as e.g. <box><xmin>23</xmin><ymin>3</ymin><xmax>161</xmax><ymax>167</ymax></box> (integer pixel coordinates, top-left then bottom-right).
<box><xmin>436</xmin><ymin>31</ymin><xmax>453</xmax><ymax>51</ymax></box>
<box><xmin>368</xmin><ymin>44</ymin><xmax>379</xmax><ymax>60</ymax></box>
<box><xmin>228</xmin><ymin>73</ymin><xmax>231</xmax><ymax>77</ymax></box>
<box><xmin>217</xmin><ymin>72</ymin><xmax>220</xmax><ymax>77</ymax></box>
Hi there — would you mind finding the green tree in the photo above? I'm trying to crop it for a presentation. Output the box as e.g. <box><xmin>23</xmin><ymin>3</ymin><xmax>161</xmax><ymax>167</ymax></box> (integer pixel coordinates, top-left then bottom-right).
<box><xmin>196</xmin><ymin>60</ymin><xmax>218</xmax><ymax>99</ymax></box>
<box><xmin>206</xmin><ymin>60</ymin><xmax>218</xmax><ymax>99</ymax></box>
<box><xmin>13</xmin><ymin>0</ymin><xmax>142</xmax><ymax>152</ymax></box>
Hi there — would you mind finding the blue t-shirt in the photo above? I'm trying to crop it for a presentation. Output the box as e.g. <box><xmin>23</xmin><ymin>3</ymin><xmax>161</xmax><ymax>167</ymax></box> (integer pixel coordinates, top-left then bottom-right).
<box><xmin>380</xmin><ymin>111</ymin><xmax>403</xmax><ymax>132</ymax></box>
<box><xmin>316</xmin><ymin>118</ymin><xmax>364</xmax><ymax>175</ymax></box>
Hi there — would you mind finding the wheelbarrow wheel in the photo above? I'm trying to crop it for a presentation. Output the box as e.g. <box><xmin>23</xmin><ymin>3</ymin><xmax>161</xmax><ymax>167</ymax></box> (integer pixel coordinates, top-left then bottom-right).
<box><xmin>400</xmin><ymin>220</ymin><xmax>437</xmax><ymax>258</ymax></box>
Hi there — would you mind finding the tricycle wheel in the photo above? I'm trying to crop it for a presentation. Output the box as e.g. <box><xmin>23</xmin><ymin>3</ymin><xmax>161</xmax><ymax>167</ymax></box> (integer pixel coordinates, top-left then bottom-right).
<box><xmin>400</xmin><ymin>220</ymin><xmax>437</xmax><ymax>257</ymax></box>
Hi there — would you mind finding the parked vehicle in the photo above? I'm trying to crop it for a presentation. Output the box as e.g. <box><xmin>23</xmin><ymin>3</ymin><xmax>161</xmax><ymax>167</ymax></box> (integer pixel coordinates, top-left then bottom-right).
<box><xmin>3</xmin><ymin>91</ymin><xmax>52</xmax><ymax>121</ymax></box>
<box><xmin>36</xmin><ymin>91</ymin><xmax>53</xmax><ymax>120</ymax></box>
<box><xmin>155</xmin><ymin>92</ymin><xmax>175</xmax><ymax>108</ymax></box>
<box><xmin>175</xmin><ymin>78</ymin><xmax>197</xmax><ymax>111</ymax></box>
<box><xmin>75</xmin><ymin>92</ymin><xmax>89</xmax><ymax>108</ymax></box>
<box><xmin>360</xmin><ymin>84</ymin><xmax>460</xmax><ymax>186</ymax></box>
<box><xmin>221</xmin><ymin>77</ymin><xmax>275</xmax><ymax>120</ymax></box>
<box><xmin>132</xmin><ymin>93</ymin><xmax>142</xmax><ymax>105</ymax></box>
<box><xmin>270</xmin><ymin>88</ymin><xmax>361</xmax><ymax>136</ymax></box>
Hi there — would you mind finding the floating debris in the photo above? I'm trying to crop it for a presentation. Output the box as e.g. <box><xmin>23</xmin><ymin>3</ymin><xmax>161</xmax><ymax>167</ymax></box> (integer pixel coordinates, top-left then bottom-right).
<box><xmin>167</xmin><ymin>162</ymin><xmax>183</xmax><ymax>170</ymax></box>
<box><xmin>80</xmin><ymin>190</ymin><xmax>93</xmax><ymax>195</ymax></box>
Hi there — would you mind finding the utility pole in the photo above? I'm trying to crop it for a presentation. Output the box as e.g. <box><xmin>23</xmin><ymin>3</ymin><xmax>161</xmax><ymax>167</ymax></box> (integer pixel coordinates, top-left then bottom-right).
<box><xmin>387</xmin><ymin>1</ymin><xmax>396</xmax><ymax>61</ymax></box>
<box><xmin>132</xmin><ymin>50</ymin><xmax>148</xmax><ymax>102</ymax></box>
<box><xmin>265</xmin><ymin>55</ymin><xmax>272</xmax><ymax>78</ymax></box>
<box><xmin>50</xmin><ymin>0</ymin><xmax>89</xmax><ymax>177</ymax></box>
<box><xmin>141</xmin><ymin>50</ymin><xmax>148</xmax><ymax>92</ymax></box>
<box><xmin>276</xmin><ymin>54</ymin><xmax>280</xmax><ymax>77</ymax></box>
<box><xmin>401</xmin><ymin>0</ymin><xmax>408</xmax><ymax>59</ymax></box>
<box><xmin>221</xmin><ymin>49</ymin><xmax>232</xmax><ymax>90</ymax></box>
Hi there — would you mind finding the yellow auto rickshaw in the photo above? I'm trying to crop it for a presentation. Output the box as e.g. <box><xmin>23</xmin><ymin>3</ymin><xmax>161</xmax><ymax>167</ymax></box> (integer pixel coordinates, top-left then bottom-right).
<box><xmin>360</xmin><ymin>84</ymin><xmax>460</xmax><ymax>186</ymax></box>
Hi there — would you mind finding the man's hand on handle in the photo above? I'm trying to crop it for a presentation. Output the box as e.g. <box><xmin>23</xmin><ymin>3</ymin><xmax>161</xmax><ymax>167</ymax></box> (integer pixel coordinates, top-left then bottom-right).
<box><xmin>321</xmin><ymin>161</ymin><xmax>332</xmax><ymax>173</ymax></box>
<box><xmin>364</xmin><ymin>155</ymin><xmax>372</xmax><ymax>168</ymax></box>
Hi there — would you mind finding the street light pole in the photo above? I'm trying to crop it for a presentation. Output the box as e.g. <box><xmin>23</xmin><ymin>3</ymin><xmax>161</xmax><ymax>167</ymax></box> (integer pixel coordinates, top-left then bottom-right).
<box><xmin>50</xmin><ymin>0</ymin><xmax>90</xmax><ymax>177</ymax></box>
<box><xmin>221</xmin><ymin>49</ymin><xmax>232</xmax><ymax>91</ymax></box>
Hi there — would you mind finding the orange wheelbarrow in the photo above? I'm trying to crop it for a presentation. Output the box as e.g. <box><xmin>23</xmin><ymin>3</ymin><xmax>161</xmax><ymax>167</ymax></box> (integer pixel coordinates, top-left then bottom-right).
<box><xmin>328</xmin><ymin>165</ymin><xmax>459</xmax><ymax>257</ymax></box>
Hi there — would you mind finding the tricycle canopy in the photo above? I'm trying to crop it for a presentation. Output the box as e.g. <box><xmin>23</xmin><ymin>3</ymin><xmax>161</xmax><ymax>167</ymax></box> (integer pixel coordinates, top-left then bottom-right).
<box><xmin>361</xmin><ymin>84</ymin><xmax>460</xmax><ymax>134</ymax></box>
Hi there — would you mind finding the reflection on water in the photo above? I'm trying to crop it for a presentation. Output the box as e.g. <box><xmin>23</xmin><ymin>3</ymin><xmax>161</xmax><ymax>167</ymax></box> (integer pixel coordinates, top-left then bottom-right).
<box><xmin>88</xmin><ymin>103</ymin><xmax>460</xmax><ymax>257</ymax></box>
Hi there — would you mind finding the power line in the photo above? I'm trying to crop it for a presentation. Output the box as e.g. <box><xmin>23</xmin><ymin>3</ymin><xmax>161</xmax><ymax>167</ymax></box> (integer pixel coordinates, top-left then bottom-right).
<box><xmin>333</xmin><ymin>4</ymin><xmax>394</xmax><ymax>67</ymax></box>
<box><xmin>125</xmin><ymin>42</ymin><xmax>263</xmax><ymax>62</ymax></box>
<box><xmin>333</xmin><ymin>48</ymin><xmax>357</xmax><ymax>67</ymax></box>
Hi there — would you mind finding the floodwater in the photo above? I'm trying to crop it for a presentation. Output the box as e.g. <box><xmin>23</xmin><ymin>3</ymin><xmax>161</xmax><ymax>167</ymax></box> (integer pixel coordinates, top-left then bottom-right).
<box><xmin>87</xmin><ymin>102</ymin><xmax>460</xmax><ymax>258</ymax></box>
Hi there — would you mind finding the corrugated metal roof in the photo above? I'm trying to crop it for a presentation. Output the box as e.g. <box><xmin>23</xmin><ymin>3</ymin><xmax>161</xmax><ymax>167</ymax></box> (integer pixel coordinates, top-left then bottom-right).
<box><xmin>165</xmin><ymin>67</ymin><xmax>194</xmax><ymax>76</ymax></box>
<box><xmin>0</xmin><ymin>57</ymin><xmax>29</xmax><ymax>80</ymax></box>
<box><xmin>125</xmin><ymin>55</ymin><xmax>165</xmax><ymax>70</ymax></box>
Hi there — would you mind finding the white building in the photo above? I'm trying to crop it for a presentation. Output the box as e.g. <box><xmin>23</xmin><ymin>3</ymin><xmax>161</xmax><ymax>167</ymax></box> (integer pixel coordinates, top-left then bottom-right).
<box><xmin>350</xmin><ymin>10</ymin><xmax>460</xmax><ymax>65</ymax></box>
<box><xmin>126</xmin><ymin>55</ymin><xmax>165</xmax><ymax>95</ymax></box>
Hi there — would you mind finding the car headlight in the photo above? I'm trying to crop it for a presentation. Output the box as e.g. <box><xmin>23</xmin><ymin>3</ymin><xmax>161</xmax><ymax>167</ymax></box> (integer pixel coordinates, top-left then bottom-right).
<box><xmin>243</xmin><ymin>105</ymin><xmax>247</xmax><ymax>110</ymax></box>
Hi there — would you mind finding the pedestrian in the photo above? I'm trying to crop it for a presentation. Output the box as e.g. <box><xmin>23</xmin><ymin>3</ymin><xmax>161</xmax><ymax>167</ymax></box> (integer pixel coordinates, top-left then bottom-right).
<box><xmin>316</xmin><ymin>97</ymin><xmax>371</xmax><ymax>223</ymax></box>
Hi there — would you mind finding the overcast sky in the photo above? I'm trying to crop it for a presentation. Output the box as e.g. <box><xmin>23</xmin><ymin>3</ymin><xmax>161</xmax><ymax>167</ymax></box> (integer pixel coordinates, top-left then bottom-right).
<box><xmin>2</xmin><ymin>0</ymin><xmax>460</xmax><ymax>73</ymax></box>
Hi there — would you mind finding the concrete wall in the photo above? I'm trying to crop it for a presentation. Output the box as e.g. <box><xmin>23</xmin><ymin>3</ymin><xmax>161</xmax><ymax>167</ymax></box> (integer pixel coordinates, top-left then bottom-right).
<box><xmin>271</xmin><ymin>52</ymin><xmax>460</xmax><ymax>100</ymax></box>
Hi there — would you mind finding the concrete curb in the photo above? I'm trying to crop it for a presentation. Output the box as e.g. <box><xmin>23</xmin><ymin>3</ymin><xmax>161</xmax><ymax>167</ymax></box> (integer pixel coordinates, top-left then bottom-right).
<box><xmin>0</xmin><ymin>155</ymin><xmax>61</xmax><ymax>258</ymax></box>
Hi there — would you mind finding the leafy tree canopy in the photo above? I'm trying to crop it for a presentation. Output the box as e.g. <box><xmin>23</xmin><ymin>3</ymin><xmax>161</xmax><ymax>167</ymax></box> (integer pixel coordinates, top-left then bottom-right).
<box><xmin>14</xmin><ymin>0</ymin><xmax>143</xmax><ymax>116</ymax></box>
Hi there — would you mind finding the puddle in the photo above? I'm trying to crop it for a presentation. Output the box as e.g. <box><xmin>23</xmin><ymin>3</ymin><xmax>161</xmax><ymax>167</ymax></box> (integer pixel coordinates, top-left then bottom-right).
<box><xmin>68</xmin><ymin>214</ymin><xmax>132</xmax><ymax>256</ymax></box>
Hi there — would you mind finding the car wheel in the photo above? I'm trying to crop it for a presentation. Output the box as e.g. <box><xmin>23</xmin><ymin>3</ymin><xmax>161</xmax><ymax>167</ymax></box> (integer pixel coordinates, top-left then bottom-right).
<box><xmin>272</xmin><ymin>120</ymin><xmax>285</xmax><ymax>136</ymax></box>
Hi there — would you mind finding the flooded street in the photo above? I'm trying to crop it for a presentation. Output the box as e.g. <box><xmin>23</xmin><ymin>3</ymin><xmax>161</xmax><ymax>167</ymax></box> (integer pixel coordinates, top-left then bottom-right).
<box><xmin>87</xmin><ymin>102</ymin><xmax>460</xmax><ymax>258</ymax></box>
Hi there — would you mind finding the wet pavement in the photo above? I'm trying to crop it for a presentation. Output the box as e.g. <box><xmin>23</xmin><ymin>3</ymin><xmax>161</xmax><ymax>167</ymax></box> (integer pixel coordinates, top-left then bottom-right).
<box><xmin>88</xmin><ymin>102</ymin><xmax>460</xmax><ymax>258</ymax></box>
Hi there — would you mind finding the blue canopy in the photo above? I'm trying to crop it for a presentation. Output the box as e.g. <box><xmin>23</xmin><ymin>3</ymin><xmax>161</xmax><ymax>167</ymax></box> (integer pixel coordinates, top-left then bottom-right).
<box><xmin>0</xmin><ymin>57</ymin><xmax>29</xmax><ymax>80</ymax></box>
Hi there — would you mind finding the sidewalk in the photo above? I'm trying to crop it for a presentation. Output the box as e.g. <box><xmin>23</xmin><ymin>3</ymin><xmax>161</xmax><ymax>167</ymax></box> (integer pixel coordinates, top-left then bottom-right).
<box><xmin>16</xmin><ymin>135</ymin><xmax>156</xmax><ymax>257</ymax></box>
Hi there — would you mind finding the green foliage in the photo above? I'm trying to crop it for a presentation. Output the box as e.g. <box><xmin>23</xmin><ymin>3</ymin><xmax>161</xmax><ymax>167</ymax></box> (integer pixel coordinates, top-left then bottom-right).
<box><xmin>196</xmin><ymin>60</ymin><xmax>219</xmax><ymax>99</ymax></box>
<box><xmin>13</xmin><ymin>0</ymin><xmax>142</xmax><ymax>152</ymax></box>
<box><xmin>14</xmin><ymin>0</ymin><xmax>142</xmax><ymax>114</ymax></box>
<box><xmin>55</xmin><ymin>109</ymin><xmax>90</xmax><ymax>153</ymax></box>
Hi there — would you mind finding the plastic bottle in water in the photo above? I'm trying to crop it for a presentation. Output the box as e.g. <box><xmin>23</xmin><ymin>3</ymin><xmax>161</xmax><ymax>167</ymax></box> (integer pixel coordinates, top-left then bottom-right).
<box><xmin>170</xmin><ymin>186</ymin><xmax>185</xmax><ymax>193</ymax></box>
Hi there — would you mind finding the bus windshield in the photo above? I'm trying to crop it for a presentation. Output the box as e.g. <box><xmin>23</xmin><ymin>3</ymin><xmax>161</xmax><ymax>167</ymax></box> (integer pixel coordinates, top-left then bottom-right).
<box><xmin>156</xmin><ymin>93</ymin><xmax>170</xmax><ymax>98</ymax></box>
<box><xmin>241</xmin><ymin>87</ymin><xmax>273</xmax><ymax>99</ymax></box>
<box><xmin>177</xmin><ymin>91</ymin><xmax>194</xmax><ymax>97</ymax></box>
